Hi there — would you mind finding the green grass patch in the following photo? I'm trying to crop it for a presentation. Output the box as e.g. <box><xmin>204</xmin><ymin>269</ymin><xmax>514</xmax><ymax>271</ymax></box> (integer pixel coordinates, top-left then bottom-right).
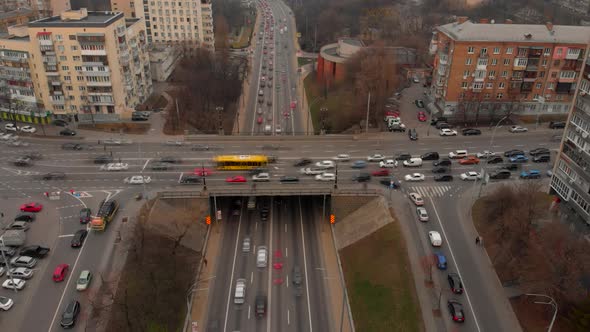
<box><xmin>340</xmin><ymin>222</ymin><xmax>423</xmax><ymax>331</ymax></box>
<box><xmin>297</xmin><ymin>57</ymin><xmax>313</xmax><ymax>67</ymax></box>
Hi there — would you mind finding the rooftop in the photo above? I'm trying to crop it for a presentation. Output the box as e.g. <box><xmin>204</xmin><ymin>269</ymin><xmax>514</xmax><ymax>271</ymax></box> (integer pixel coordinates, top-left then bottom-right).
<box><xmin>28</xmin><ymin>11</ymin><xmax>123</xmax><ymax>28</ymax></box>
<box><xmin>0</xmin><ymin>8</ymin><xmax>34</xmax><ymax>20</ymax></box>
<box><xmin>438</xmin><ymin>20</ymin><xmax>590</xmax><ymax>44</ymax></box>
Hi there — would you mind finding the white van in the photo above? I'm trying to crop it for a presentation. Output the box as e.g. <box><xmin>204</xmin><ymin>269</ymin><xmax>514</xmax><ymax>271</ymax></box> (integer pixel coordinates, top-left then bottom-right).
<box><xmin>264</xmin><ymin>125</ymin><xmax>272</xmax><ymax>135</ymax></box>
<box><xmin>234</xmin><ymin>278</ymin><xmax>246</xmax><ymax>304</ymax></box>
<box><xmin>449</xmin><ymin>150</ymin><xmax>468</xmax><ymax>159</ymax></box>
<box><xmin>258</xmin><ymin>89</ymin><xmax>264</xmax><ymax>96</ymax></box>
<box><xmin>403</xmin><ymin>158</ymin><xmax>423</xmax><ymax>167</ymax></box>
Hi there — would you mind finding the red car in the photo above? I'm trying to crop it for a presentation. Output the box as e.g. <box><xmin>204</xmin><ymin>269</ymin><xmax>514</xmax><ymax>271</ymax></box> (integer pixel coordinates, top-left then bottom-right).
<box><xmin>257</xmin><ymin>117</ymin><xmax>263</xmax><ymax>124</ymax></box>
<box><xmin>417</xmin><ymin>111</ymin><xmax>427</xmax><ymax>122</ymax></box>
<box><xmin>194</xmin><ymin>168</ymin><xmax>213</xmax><ymax>177</ymax></box>
<box><xmin>385</xmin><ymin>110</ymin><xmax>400</xmax><ymax>118</ymax></box>
<box><xmin>226</xmin><ymin>176</ymin><xmax>247</xmax><ymax>183</ymax></box>
<box><xmin>283</xmin><ymin>111</ymin><xmax>290</xmax><ymax>117</ymax></box>
<box><xmin>459</xmin><ymin>156</ymin><xmax>480</xmax><ymax>165</ymax></box>
<box><xmin>371</xmin><ymin>169</ymin><xmax>390</xmax><ymax>177</ymax></box>
<box><xmin>53</xmin><ymin>264</ymin><xmax>69</xmax><ymax>282</ymax></box>
<box><xmin>20</xmin><ymin>202</ymin><xmax>43</xmax><ymax>212</ymax></box>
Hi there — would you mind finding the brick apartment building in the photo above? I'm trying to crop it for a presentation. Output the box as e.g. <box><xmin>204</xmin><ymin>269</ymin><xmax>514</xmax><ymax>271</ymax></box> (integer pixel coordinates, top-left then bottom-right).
<box><xmin>429</xmin><ymin>17</ymin><xmax>590</xmax><ymax>122</ymax></box>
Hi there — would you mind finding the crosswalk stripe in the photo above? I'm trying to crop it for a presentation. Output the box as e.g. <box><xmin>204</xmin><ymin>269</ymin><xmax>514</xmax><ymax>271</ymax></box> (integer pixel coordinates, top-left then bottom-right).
<box><xmin>408</xmin><ymin>185</ymin><xmax>451</xmax><ymax>197</ymax></box>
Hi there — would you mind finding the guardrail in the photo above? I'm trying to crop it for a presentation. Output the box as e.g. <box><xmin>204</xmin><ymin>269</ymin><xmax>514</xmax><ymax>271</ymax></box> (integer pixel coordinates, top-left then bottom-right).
<box><xmin>157</xmin><ymin>187</ymin><xmax>380</xmax><ymax>198</ymax></box>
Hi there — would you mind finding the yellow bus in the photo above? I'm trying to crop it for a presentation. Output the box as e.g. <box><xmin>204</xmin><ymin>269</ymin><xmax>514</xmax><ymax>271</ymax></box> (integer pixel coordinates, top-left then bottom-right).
<box><xmin>214</xmin><ymin>155</ymin><xmax>269</xmax><ymax>170</ymax></box>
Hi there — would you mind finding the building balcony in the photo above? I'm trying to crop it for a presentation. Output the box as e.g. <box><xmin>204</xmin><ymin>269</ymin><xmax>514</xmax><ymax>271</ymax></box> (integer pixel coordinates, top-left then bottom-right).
<box><xmin>50</xmin><ymin>97</ymin><xmax>65</xmax><ymax>105</ymax></box>
<box><xmin>2</xmin><ymin>55</ymin><xmax>28</xmax><ymax>63</ymax></box>
<box><xmin>566</xmin><ymin>49</ymin><xmax>582</xmax><ymax>60</ymax></box>
<box><xmin>81</xmin><ymin>48</ymin><xmax>107</xmax><ymax>56</ymax></box>
<box><xmin>42</xmin><ymin>56</ymin><xmax>57</xmax><ymax>65</ymax></box>
<box><xmin>563</xmin><ymin>140</ymin><xmax>590</xmax><ymax>171</ymax></box>
<box><xmin>48</xmin><ymin>80</ymin><xmax>61</xmax><ymax>86</ymax></box>
<box><xmin>87</xmin><ymin>81</ymin><xmax>112</xmax><ymax>87</ymax></box>
<box><xmin>39</xmin><ymin>45</ymin><xmax>54</xmax><ymax>52</ymax></box>
<box><xmin>558</xmin><ymin>76</ymin><xmax>576</xmax><ymax>83</ymax></box>
<box><xmin>38</xmin><ymin>39</ymin><xmax>53</xmax><ymax>46</ymax></box>
<box><xmin>528</xmin><ymin>49</ymin><xmax>543</xmax><ymax>58</ymax></box>
<box><xmin>116</xmin><ymin>26</ymin><xmax>126</xmax><ymax>37</ymax></box>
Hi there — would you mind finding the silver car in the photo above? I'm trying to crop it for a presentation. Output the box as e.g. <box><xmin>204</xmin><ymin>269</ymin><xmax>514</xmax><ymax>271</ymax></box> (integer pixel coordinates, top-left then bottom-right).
<box><xmin>242</xmin><ymin>237</ymin><xmax>251</xmax><ymax>253</ymax></box>
<box><xmin>10</xmin><ymin>256</ymin><xmax>37</xmax><ymax>268</ymax></box>
<box><xmin>256</xmin><ymin>246</ymin><xmax>268</xmax><ymax>268</ymax></box>
<box><xmin>8</xmin><ymin>267</ymin><xmax>33</xmax><ymax>279</ymax></box>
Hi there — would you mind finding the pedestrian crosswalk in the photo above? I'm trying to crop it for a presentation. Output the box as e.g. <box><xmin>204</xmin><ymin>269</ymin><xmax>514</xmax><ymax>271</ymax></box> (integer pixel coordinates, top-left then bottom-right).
<box><xmin>408</xmin><ymin>185</ymin><xmax>452</xmax><ymax>197</ymax></box>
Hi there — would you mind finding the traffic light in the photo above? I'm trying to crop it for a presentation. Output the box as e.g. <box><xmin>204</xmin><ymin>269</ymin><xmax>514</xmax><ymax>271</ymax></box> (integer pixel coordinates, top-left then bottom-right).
<box><xmin>330</xmin><ymin>214</ymin><xmax>335</xmax><ymax>224</ymax></box>
<box><xmin>205</xmin><ymin>215</ymin><xmax>211</xmax><ymax>225</ymax></box>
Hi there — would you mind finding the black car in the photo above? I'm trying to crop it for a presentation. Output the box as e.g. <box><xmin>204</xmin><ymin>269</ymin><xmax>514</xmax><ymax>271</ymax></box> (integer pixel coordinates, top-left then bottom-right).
<box><xmin>191</xmin><ymin>144</ymin><xmax>220</xmax><ymax>151</ymax></box>
<box><xmin>180</xmin><ymin>175</ymin><xmax>201</xmax><ymax>184</ymax></box>
<box><xmin>504</xmin><ymin>149</ymin><xmax>525</xmax><ymax>157</ymax></box>
<box><xmin>421</xmin><ymin>152</ymin><xmax>439</xmax><ymax>160</ymax></box>
<box><xmin>19</xmin><ymin>245</ymin><xmax>50</xmax><ymax>258</ymax></box>
<box><xmin>486</xmin><ymin>156</ymin><xmax>504</xmax><ymax>164</ymax></box>
<box><xmin>71</xmin><ymin>229</ymin><xmax>88</xmax><ymax>248</ymax></box>
<box><xmin>24</xmin><ymin>152</ymin><xmax>42</xmax><ymax>160</ymax></box>
<box><xmin>14</xmin><ymin>212</ymin><xmax>35</xmax><ymax>222</ymax></box>
<box><xmin>14</xmin><ymin>157</ymin><xmax>32</xmax><ymax>166</ymax></box>
<box><xmin>447</xmin><ymin>300</ymin><xmax>465</xmax><ymax>323</ymax></box>
<box><xmin>549</xmin><ymin>121</ymin><xmax>566</xmax><ymax>129</ymax></box>
<box><xmin>379</xmin><ymin>178</ymin><xmax>400</xmax><ymax>188</ymax></box>
<box><xmin>461</xmin><ymin>128</ymin><xmax>481</xmax><ymax>136</ymax></box>
<box><xmin>292</xmin><ymin>266</ymin><xmax>303</xmax><ymax>287</ymax></box>
<box><xmin>435</xmin><ymin>122</ymin><xmax>452</xmax><ymax>129</ymax></box>
<box><xmin>280</xmin><ymin>176</ymin><xmax>299</xmax><ymax>183</ymax></box>
<box><xmin>60</xmin><ymin>128</ymin><xmax>77</xmax><ymax>136</ymax></box>
<box><xmin>431</xmin><ymin>116</ymin><xmax>448</xmax><ymax>126</ymax></box>
<box><xmin>352</xmin><ymin>173</ymin><xmax>371</xmax><ymax>182</ymax></box>
<box><xmin>447</xmin><ymin>273</ymin><xmax>463</xmax><ymax>294</ymax></box>
<box><xmin>0</xmin><ymin>246</ymin><xmax>17</xmax><ymax>258</ymax></box>
<box><xmin>79</xmin><ymin>208</ymin><xmax>92</xmax><ymax>224</ymax></box>
<box><xmin>60</xmin><ymin>300</ymin><xmax>81</xmax><ymax>328</ymax></box>
<box><xmin>489</xmin><ymin>170</ymin><xmax>511</xmax><ymax>179</ymax></box>
<box><xmin>432</xmin><ymin>166</ymin><xmax>449</xmax><ymax>173</ymax></box>
<box><xmin>249</xmin><ymin>167</ymin><xmax>269</xmax><ymax>175</ymax></box>
<box><xmin>260</xmin><ymin>207</ymin><xmax>269</xmax><ymax>221</ymax></box>
<box><xmin>42</xmin><ymin>172</ymin><xmax>66</xmax><ymax>180</ymax></box>
<box><xmin>62</xmin><ymin>143</ymin><xmax>82</xmax><ymax>150</ymax></box>
<box><xmin>500</xmin><ymin>163</ymin><xmax>519</xmax><ymax>171</ymax></box>
<box><xmin>389</xmin><ymin>124</ymin><xmax>406</xmax><ymax>132</ymax></box>
<box><xmin>160</xmin><ymin>156</ymin><xmax>181</xmax><ymax>164</ymax></box>
<box><xmin>255</xmin><ymin>295</ymin><xmax>267</xmax><ymax>318</ymax></box>
<box><xmin>94</xmin><ymin>155</ymin><xmax>113</xmax><ymax>164</ymax></box>
<box><xmin>52</xmin><ymin>119</ymin><xmax>68</xmax><ymax>127</ymax></box>
<box><xmin>293</xmin><ymin>158</ymin><xmax>312</xmax><ymax>167</ymax></box>
<box><xmin>533</xmin><ymin>154</ymin><xmax>550</xmax><ymax>163</ymax></box>
<box><xmin>434</xmin><ymin>175</ymin><xmax>453</xmax><ymax>182</ymax></box>
<box><xmin>529</xmin><ymin>148</ymin><xmax>550</xmax><ymax>156</ymax></box>
<box><xmin>408</xmin><ymin>128</ymin><xmax>418</xmax><ymax>140</ymax></box>
<box><xmin>433</xmin><ymin>158</ymin><xmax>452</xmax><ymax>167</ymax></box>
<box><xmin>396</xmin><ymin>153</ymin><xmax>412</xmax><ymax>161</ymax></box>
<box><xmin>151</xmin><ymin>162</ymin><xmax>171</xmax><ymax>171</ymax></box>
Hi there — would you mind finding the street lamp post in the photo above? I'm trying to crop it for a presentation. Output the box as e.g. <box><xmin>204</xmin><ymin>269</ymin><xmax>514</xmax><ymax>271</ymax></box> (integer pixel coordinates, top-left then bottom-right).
<box><xmin>476</xmin><ymin>115</ymin><xmax>509</xmax><ymax>199</ymax></box>
<box><xmin>215</xmin><ymin>106</ymin><xmax>224</xmax><ymax>135</ymax></box>
<box><xmin>526</xmin><ymin>293</ymin><xmax>558</xmax><ymax>332</ymax></box>
<box><xmin>320</xmin><ymin>107</ymin><xmax>328</xmax><ymax>135</ymax></box>
<box><xmin>201</xmin><ymin>163</ymin><xmax>207</xmax><ymax>191</ymax></box>
<box><xmin>334</xmin><ymin>162</ymin><xmax>338</xmax><ymax>189</ymax></box>
<box><xmin>307</xmin><ymin>97</ymin><xmax>322</xmax><ymax>136</ymax></box>
<box><xmin>0</xmin><ymin>237</ymin><xmax>17</xmax><ymax>293</ymax></box>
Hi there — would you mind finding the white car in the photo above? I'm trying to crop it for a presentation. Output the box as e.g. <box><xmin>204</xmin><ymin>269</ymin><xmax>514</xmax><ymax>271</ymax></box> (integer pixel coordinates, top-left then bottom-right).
<box><xmin>509</xmin><ymin>125</ymin><xmax>528</xmax><ymax>133</ymax></box>
<box><xmin>20</xmin><ymin>126</ymin><xmax>36</xmax><ymax>133</ymax></box>
<box><xmin>460</xmin><ymin>171</ymin><xmax>482</xmax><ymax>181</ymax></box>
<box><xmin>428</xmin><ymin>231</ymin><xmax>442</xmax><ymax>247</ymax></box>
<box><xmin>439</xmin><ymin>129</ymin><xmax>458</xmax><ymax>136</ymax></box>
<box><xmin>379</xmin><ymin>159</ymin><xmax>398</xmax><ymax>168</ymax></box>
<box><xmin>404</xmin><ymin>173</ymin><xmax>425</xmax><ymax>182</ymax></box>
<box><xmin>4</xmin><ymin>123</ymin><xmax>19</xmax><ymax>132</ymax></box>
<box><xmin>315</xmin><ymin>173</ymin><xmax>335</xmax><ymax>181</ymax></box>
<box><xmin>0</xmin><ymin>266</ymin><xmax>4</xmax><ymax>277</ymax></box>
<box><xmin>476</xmin><ymin>151</ymin><xmax>496</xmax><ymax>159</ymax></box>
<box><xmin>0</xmin><ymin>133</ymin><xmax>16</xmax><ymax>140</ymax></box>
<box><xmin>2</xmin><ymin>278</ymin><xmax>25</xmax><ymax>290</ymax></box>
<box><xmin>256</xmin><ymin>246</ymin><xmax>268</xmax><ymax>268</ymax></box>
<box><xmin>315</xmin><ymin>160</ymin><xmax>335</xmax><ymax>169</ymax></box>
<box><xmin>100</xmin><ymin>163</ymin><xmax>129</xmax><ymax>171</ymax></box>
<box><xmin>332</xmin><ymin>154</ymin><xmax>351</xmax><ymax>161</ymax></box>
<box><xmin>9</xmin><ymin>267</ymin><xmax>33</xmax><ymax>279</ymax></box>
<box><xmin>0</xmin><ymin>296</ymin><xmax>14</xmax><ymax>311</ymax></box>
<box><xmin>409</xmin><ymin>193</ymin><xmax>424</xmax><ymax>206</ymax></box>
<box><xmin>416</xmin><ymin>207</ymin><xmax>429</xmax><ymax>222</ymax></box>
<box><xmin>367</xmin><ymin>154</ymin><xmax>385</xmax><ymax>162</ymax></box>
<box><xmin>252</xmin><ymin>172</ymin><xmax>270</xmax><ymax>182</ymax></box>
<box><xmin>300</xmin><ymin>167</ymin><xmax>326</xmax><ymax>175</ymax></box>
<box><xmin>124</xmin><ymin>175</ymin><xmax>151</xmax><ymax>184</ymax></box>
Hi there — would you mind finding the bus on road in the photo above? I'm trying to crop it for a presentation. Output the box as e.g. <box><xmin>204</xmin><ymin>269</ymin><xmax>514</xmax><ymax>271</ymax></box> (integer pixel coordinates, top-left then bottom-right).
<box><xmin>214</xmin><ymin>155</ymin><xmax>269</xmax><ymax>170</ymax></box>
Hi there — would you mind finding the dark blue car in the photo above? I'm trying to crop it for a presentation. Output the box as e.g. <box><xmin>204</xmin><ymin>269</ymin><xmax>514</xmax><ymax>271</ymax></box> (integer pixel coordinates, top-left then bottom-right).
<box><xmin>509</xmin><ymin>155</ymin><xmax>528</xmax><ymax>163</ymax></box>
<box><xmin>435</xmin><ymin>252</ymin><xmax>447</xmax><ymax>270</ymax></box>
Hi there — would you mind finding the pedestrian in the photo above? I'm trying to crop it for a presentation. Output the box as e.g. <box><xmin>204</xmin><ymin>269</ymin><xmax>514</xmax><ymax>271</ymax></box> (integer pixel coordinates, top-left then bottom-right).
<box><xmin>203</xmin><ymin>258</ymin><xmax>208</xmax><ymax>267</ymax></box>
<box><xmin>475</xmin><ymin>236</ymin><xmax>480</xmax><ymax>245</ymax></box>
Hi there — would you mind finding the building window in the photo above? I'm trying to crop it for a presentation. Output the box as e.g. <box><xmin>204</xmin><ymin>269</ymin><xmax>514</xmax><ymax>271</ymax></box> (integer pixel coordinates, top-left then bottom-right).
<box><xmin>465</xmin><ymin>58</ymin><xmax>473</xmax><ymax>65</ymax></box>
<box><xmin>55</xmin><ymin>34</ymin><xmax>62</xmax><ymax>41</ymax></box>
<box><xmin>501</xmin><ymin>70</ymin><xmax>508</xmax><ymax>77</ymax></box>
<box><xmin>496</xmin><ymin>93</ymin><xmax>503</xmax><ymax>99</ymax></box>
<box><xmin>535</xmin><ymin>83</ymin><xmax>542</xmax><ymax>89</ymax></box>
<box><xmin>77</xmin><ymin>76</ymin><xmax>84</xmax><ymax>81</ymax></box>
<box><xmin>493</xmin><ymin>47</ymin><xmax>500</xmax><ymax>54</ymax></box>
<box><xmin>69</xmin><ymin>35</ymin><xmax>76</xmax><ymax>40</ymax></box>
<box><xmin>506</xmin><ymin>47</ymin><xmax>513</xmax><ymax>54</ymax></box>
<box><xmin>58</xmin><ymin>45</ymin><xmax>65</xmax><ymax>52</ymax></box>
<box><xmin>515</xmin><ymin>58</ymin><xmax>527</xmax><ymax>66</ymax></box>
<box><xmin>73</xmin><ymin>56</ymin><xmax>80</xmax><ymax>61</ymax></box>
<box><xmin>75</xmin><ymin>66</ymin><xmax>82</xmax><ymax>71</ymax></box>
<box><xmin>547</xmin><ymin>82</ymin><xmax>554</xmax><ymax>90</ymax></box>
<box><xmin>61</xmin><ymin>65</ymin><xmax>69</xmax><ymax>71</ymax></box>
<box><xmin>544</xmin><ymin>48</ymin><xmax>551</xmax><ymax>56</ymax></box>
<box><xmin>461</xmin><ymin>82</ymin><xmax>468</xmax><ymax>89</ymax></box>
<box><xmin>557</xmin><ymin>48</ymin><xmax>563</xmax><ymax>56</ymax></box>
<box><xmin>539</xmin><ymin>71</ymin><xmax>545</xmax><ymax>78</ymax></box>
<box><xmin>481</xmin><ymin>48</ymin><xmax>488</xmax><ymax>55</ymax></box>
<box><xmin>491</xmin><ymin>58</ymin><xmax>498</xmax><ymax>65</ymax></box>
<box><xmin>64</xmin><ymin>76</ymin><xmax>71</xmax><ymax>81</ymax></box>
<box><xmin>59</xmin><ymin>56</ymin><xmax>67</xmax><ymax>61</ymax></box>
<box><xmin>542</xmin><ymin>59</ymin><xmax>547</xmax><ymax>66</ymax></box>
<box><xmin>503</xmin><ymin>58</ymin><xmax>510</xmax><ymax>65</ymax></box>
<box><xmin>71</xmin><ymin>46</ymin><xmax>78</xmax><ymax>51</ymax></box>
<box><xmin>486</xmin><ymin>83</ymin><xmax>493</xmax><ymax>89</ymax></box>
<box><xmin>472</xmin><ymin>82</ymin><xmax>484</xmax><ymax>90</ymax></box>
<box><xmin>499</xmin><ymin>82</ymin><xmax>505</xmax><ymax>89</ymax></box>
<box><xmin>467</xmin><ymin>46</ymin><xmax>475</xmax><ymax>54</ymax></box>
<box><xmin>66</xmin><ymin>85</ymin><xmax>73</xmax><ymax>91</ymax></box>
<box><xmin>484</xmin><ymin>93</ymin><xmax>491</xmax><ymax>99</ymax></box>
<box><xmin>551</xmin><ymin>72</ymin><xmax>557</xmax><ymax>78</ymax></box>
<box><xmin>79</xmin><ymin>86</ymin><xmax>86</xmax><ymax>91</ymax></box>
<box><xmin>489</xmin><ymin>70</ymin><xmax>496</xmax><ymax>78</ymax></box>
<box><xmin>463</xmin><ymin>70</ymin><xmax>470</xmax><ymax>77</ymax></box>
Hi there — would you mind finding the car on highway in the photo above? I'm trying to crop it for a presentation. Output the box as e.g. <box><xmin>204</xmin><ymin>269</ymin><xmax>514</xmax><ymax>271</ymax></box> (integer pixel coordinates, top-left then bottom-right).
<box><xmin>71</xmin><ymin>229</ymin><xmax>88</xmax><ymax>248</ymax></box>
<box><xmin>59</xmin><ymin>128</ymin><xmax>77</xmax><ymax>136</ymax></box>
<box><xmin>19</xmin><ymin>125</ymin><xmax>36</xmax><ymax>133</ymax></box>
<box><xmin>352</xmin><ymin>173</ymin><xmax>371</xmax><ymax>182</ymax></box>
<box><xmin>14</xmin><ymin>212</ymin><xmax>35</xmax><ymax>222</ymax></box>
<box><xmin>14</xmin><ymin>156</ymin><xmax>32</xmax><ymax>167</ymax></box>
<box><xmin>293</xmin><ymin>158</ymin><xmax>312</xmax><ymax>167</ymax></box>
<box><xmin>257</xmin><ymin>246</ymin><xmax>268</xmax><ymax>268</ymax></box>
<box><xmin>434</xmin><ymin>174</ymin><xmax>454</xmax><ymax>182</ymax></box>
<box><xmin>300</xmin><ymin>167</ymin><xmax>326</xmax><ymax>175</ymax></box>
<box><xmin>404</xmin><ymin>173</ymin><xmax>425</xmax><ymax>182</ymax></box>
<box><xmin>20</xmin><ymin>202</ymin><xmax>43</xmax><ymax>212</ymax></box>
<box><xmin>9</xmin><ymin>267</ymin><xmax>33</xmax><ymax>279</ymax></box>
<box><xmin>292</xmin><ymin>266</ymin><xmax>303</xmax><ymax>287</ymax></box>
<box><xmin>94</xmin><ymin>155</ymin><xmax>113</xmax><ymax>164</ymax></box>
<box><xmin>529</xmin><ymin>147</ymin><xmax>550</xmax><ymax>156</ymax></box>
<box><xmin>252</xmin><ymin>172</ymin><xmax>270</xmax><ymax>182</ymax></box>
<box><xmin>435</xmin><ymin>122</ymin><xmax>452</xmax><ymax>130</ymax></box>
<box><xmin>100</xmin><ymin>163</ymin><xmax>129</xmax><ymax>171</ymax></box>
<box><xmin>409</xmin><ymin>193</ymin><xmax>424</xmax><ymax>206</ymax></box>
<box><xmin>416</xmin><ymin>207</ymin><xmax>429</xmax><ymax>222</ymax></box>
<box><xmin>41</xmin><ymin>172</ymin><xmax>66</xmax><ymax>180</ymax></box>
<box><xmin>460</xmin><ymin>171</ymin><xmax>482</xmax><ymax>181</ymax></box>
<box><xmin>489</xmin><ymin>170</ymin><xmax>511</xmax><ymax>180</ymax></box>
<box><xmin>379</xmin><ymin>159</ymin><xmax>397</xmax><ymax>168</ymax></box>
<box><xmin>255</xmin><ymin>295</ymin><xmax>267</xmax><ymax>318</ymax></box>
<box><xmin>417</xmin><ymin>111</ymin><xmax>427</xmax><ymax>122</ymax></box>
<box><xmin>62</xmin><ymin>143</ymin><xmax>83</xmax><ymax>150</ymax></box>
<box><xmin>53</xmin><ymin>264</ymin><xmax>69</xmax><ymax>282</ymax></box>
<box><xmin>194</xmin><ymin>168</ymin><xmax>213</xmax><ymax>177</ymax></box>
<box><xmin>191</xmin><ymin>144</ymin><xmax>220</xmax><ymax>151</ymax></box>
<box><xmin>10</xmin><ymin>256</ymin><xmax>37</xmax><ymax>268</ymax></box>
<box><xmin>23</xmin><ymin>152</ymin><xmax>42</xmax><ymax>160</ymax></box>
<box><xmin>19</xmin><ymin>245</ymin><xmax>50</xmax><ymax>258</ymax></box>
<box><xmin>447</xmin><ymin>300</ymin><xmax>465</xmax><ymax>323</ymax></box>
<box><xmin>533</xmin><ymin>154</ymin><xmax>550</xmax><ymax>163</ymax></box>
<box><xmin>439</xmin><ymin>128</ymin><xmax>458</xmax><ymax>136</ymax></box>
<box><xmin>0</xmin><ymin>296</ymin><xmax>14</xmax><ymax>311</ymax></box>
<box><xmin>501</xmin><ymin>163</ymin><xmax>520</xmax><ymax>171</ymax></box>
<box><xmin>234</xmin><ymin>278</ymin><xmax>247</xmax><ymax>304</ymax></box>
<box><xmin>504</xmin><ymin>149</ymin><xmax>525</xmax><ymax>157</ymax></box>
<box><xmin>509</xmin><ymin>125</ymin><xmax>528</xmax><ymax>133</ymax></box>
<box><xmin>332</xmin><ymin>154</ymin><xmax>351</xmax><ymax>161</ymax></box>
<box><xmin>421</xmin><ymin>152</ymin><xmax>439</xmax><ymax>160</ymax></box>
<box><xmin>459</xmin><ymin>156</ymin><xmax>480</xmax><ymax>165</ymax></box>
<box><xmin>448</xmin><ymin>150</ymin><xmax>468</xmax><ymax>159</ymax></box>
<box><xmin>549</xmin><ymin>121</ymin><xmax>566</xmax><ymax>129</ymax></box>
<box><xmin>486</xmin><ymin>155</ymin><xmax>504</xmax><ymax>164</ymax></box>
<box><xmin>151</xmin><ymin>162</ymin><xmax>171</xmax><ymax>171</ymax></box>
<box><xmin>280</xmin><ymin>176</ymin><xmax>299</xmax><ymax>183</ymax></box>
<box><xmin>60</xmin><ymin>300</ymin><xmax>81</xmax><ymax>328</ymax></box>
<box><xmin>76</xmin><ymin>270</ymin><xmax>92</xmax><ymax>291</ymax></box>
<box><xmin>429</xmin><ymin>231</ymin><xmax>442</xmax><ymax>247</ymax></box>
<box><xmin>476</xmin><ymin>151</ymin><xmax>496</xmax><ymax>159</ymax></box>
<box><xmin>179</xmin><ymin>175</ymin><xmax>201</xmax><ymax>184</ymax></box>
<box><xmin>408</xmin><ymin>128</ymin><xmax>418</xmax><ymax>140</ymax></box>
<box><xmin>315</xmin><ymin>160</ymin><xmax>335</xmax><ymax>169</ymax></box>
<box><xmin>5</xmin><ymin>123</ymin><xmax>20</xmax><ymax>131</ymax></box>
<box><xmin>371</xmin><ymin>169</ymin><xmax>390</xmax><ymax>177</ymax></box>
<box><xmin>160</xmin><ymin>156</ymin><xmax>181</xmax><ymax>164</ymax></box>
<box><xmin>415</xmin><ymin>99</ymin><xmax>425</xmax><ymax>108</ymax></box>
<box><xmin>226</xmin><ymin>176</ymin><xmax>247</xmax><ymax>183</ymax></box>
<box><xmin>433</xmin><ymin>158</ymin><xmax>452</xmax><ymax>167</ymax></box>
<box><xmin>379</xmin><ymin>178</ymin><xmax>400</xmax><ymax>188</ymax></box>
<box><xmin>315</xmin><ymin>173</ymin><xmax>335</xmax><ymax>181</ymax></box>
<box><xmin>367</xmin><ymin>154</ymin><xmax>385</xmax><ymax>162</ymax></box>
<box><xmin>432</xmin><ymin>166</ymin><xmax>449</xmax><ymax>174</ymax></box>
<box><xmin>435</xmin><ymin>252</ymin><xmax>447</xmax><ymax>270</ymax></box>
<box><xmin>509</xmin><ymin>155</ymin><xmax>528</xmax><ymax>163</ymax></box>
<box><xmin>395</xmin><ymin>153</ymin><xmax>412</xmax><ymax>161</ymax></box>
<box><xmin>2</xmin><ymin>278</ymin><xmax>25</xmax><ymax>290</ymax></box>
<box><xmin>124</xmin><ymin>175</ymin><xmax>152</xmax><ymax>184</ymax></box>
<box><xmin>447</xmin><ymin>273</ymin><xmax>463</xmax><ymax>294</ymax></box>
<box><xmin>52</xmin><ymin>119</ymin><xmax>68</xmax><ymax>127</ymax></box>
<box><xmin>4</xmin><ymin>221</ymin><xmax>30</xmax><ymax>231</ymax></box>
<box><xmin>351</xmin><ymin>160</ymin><xmax>367</xmax><ymax>169</ymax></box>
<box><xmin>461</xmin><ymin>128</ymin><xmax>481</xmax><ymax>136</ymax></box>
<box><xmin>520</xmin><ymin>170</ymin><xmax>541</xmax><ymax>179</ymax></box>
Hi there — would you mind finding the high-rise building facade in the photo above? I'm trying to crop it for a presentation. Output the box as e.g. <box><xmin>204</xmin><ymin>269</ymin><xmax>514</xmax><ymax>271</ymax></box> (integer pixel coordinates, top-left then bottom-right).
<box><xmin>429</xmin><ymin>18</ymin><xmax>590</xmax><ymax>122</ymax></box>
<box><xmin>550</xmin><ymin>46</ymin><xmax>590</xmax><ymax>225</ymax></box>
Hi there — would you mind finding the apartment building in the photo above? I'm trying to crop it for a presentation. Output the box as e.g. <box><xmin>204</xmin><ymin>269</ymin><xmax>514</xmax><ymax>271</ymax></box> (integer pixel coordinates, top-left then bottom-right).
<box><xmin>0</xmin><ymin>8</ymin><xmax>37</xmax><ymax>33</ymax></box>
<box><xmin>550</xmin><ymin>49</ymin><xmax>590</xmax><ymax>225</ymax></box>
<box><xmin>429</xmin><ymin>18</ymin><xmax>590</xmax><ymax>122</ymax></box>
<box><xmin>553</xmin><ymin>0</ymin><xmax>590</xmax><ymax>16</ymax></box>
<box><xmin>0</xmin><ymin>8</ymin><xmax>152</xmax><ymax>121</ymax></box>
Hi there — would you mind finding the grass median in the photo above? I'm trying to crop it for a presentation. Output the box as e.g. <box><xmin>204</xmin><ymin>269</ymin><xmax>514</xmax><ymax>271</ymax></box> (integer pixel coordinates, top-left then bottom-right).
<box><xmin>340</xmin><ymin>222</ymin><xmax>423</xmax><ymax>331</ymax></box>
